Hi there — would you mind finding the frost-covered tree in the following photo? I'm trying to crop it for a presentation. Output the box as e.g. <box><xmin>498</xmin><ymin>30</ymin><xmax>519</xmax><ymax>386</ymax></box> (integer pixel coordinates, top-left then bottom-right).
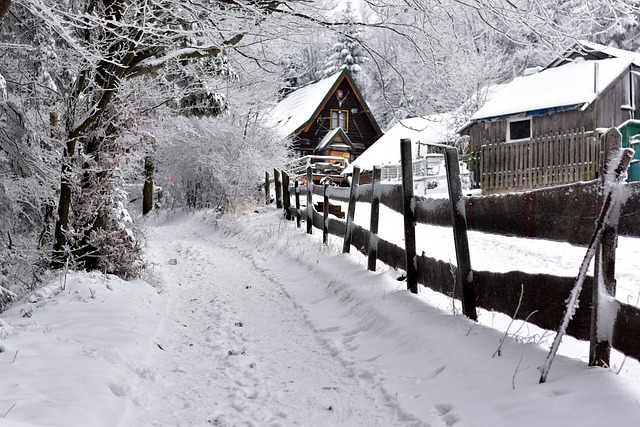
<box><xmin>354</xmin><ymin>0</ymin><xmax>640</xmax><ymax>128</ymax></box>
<box><xmin>323</xmin><ymin>1</ymin><xmax>368</xmax><ymax>80</ymax></box>
<box><xmin>280</xmin><ymin>43</ymin><xmax>328</xmax><ymax>88</ymax></box>
<box><xmin>0</xmin><ymin>5</ymin><xmax>64</xmax><ymax>302</ymax></box>
<box><xmin>358</xmin><ymin>0</ymin><xmax>511</xmax><ymax>128</ymax></box>
<box><xmin>1</xmin><ymin>0</ymin><xmax>306</xmax><ymax>277</ymax></box>
<box><xmin>549</xmin><ymin>0</ymin><xmax>640</xmax><ymax>52</ymax></box>
<box><xmin>151</xmin><ymin>110</ymin><xmax>289</xmax><ymax>212</ymax></box>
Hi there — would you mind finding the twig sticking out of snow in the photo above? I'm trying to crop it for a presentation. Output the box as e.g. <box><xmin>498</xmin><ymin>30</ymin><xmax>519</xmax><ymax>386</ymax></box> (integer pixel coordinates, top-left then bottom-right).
<box><xmin>494</xmin><ymin>284</ymin><xmax>524</xmax><ymax>358</ymax></box>
<box><xmin>1</xmin><ymin>403</ymin><xmax>16</xmax><ymax>419</ymax></box>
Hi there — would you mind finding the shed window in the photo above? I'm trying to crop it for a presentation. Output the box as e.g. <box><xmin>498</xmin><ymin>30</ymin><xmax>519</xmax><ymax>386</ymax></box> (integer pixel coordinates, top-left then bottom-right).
<box><xmin>331</xmin><ymin>110</ymin><xmax>348</xmax><ymax>132</ymax></box>
<box><xmin>507</xmin><ymin>118</ymin><xmax>531</xmax><ymax>142</ymax></box>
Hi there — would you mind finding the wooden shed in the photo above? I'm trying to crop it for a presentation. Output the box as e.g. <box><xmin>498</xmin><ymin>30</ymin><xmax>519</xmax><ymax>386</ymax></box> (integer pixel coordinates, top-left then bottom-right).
<box><xmin>460</xmin><ymin>40</ymin><xmax>640</xmax><ymax>193</ymax></box>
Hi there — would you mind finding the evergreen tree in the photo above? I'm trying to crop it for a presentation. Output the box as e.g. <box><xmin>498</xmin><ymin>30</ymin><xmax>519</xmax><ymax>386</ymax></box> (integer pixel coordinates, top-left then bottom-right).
<box><xmin>324</xmin><ymin>1</ymin><xmax>368</xmax><ymax>80</ymax></box>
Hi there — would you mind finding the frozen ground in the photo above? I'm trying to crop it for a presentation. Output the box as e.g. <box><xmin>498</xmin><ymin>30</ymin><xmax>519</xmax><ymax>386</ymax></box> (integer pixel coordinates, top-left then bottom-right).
<box><xmin>0</xmin><ymin>207</ymin><xmax>639</xmax><ymax>426</ymax></box>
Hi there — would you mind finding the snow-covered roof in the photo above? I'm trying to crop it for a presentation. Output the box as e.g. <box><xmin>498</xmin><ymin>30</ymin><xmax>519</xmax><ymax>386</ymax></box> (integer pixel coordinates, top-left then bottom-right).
<box><xmin>268</xmin><ymin>72</ymin><xmax>344</xmax><ymax>137</ymax></box>
<box><xmin>471</xmin><ymin>57</ymin><xmax>634</xmax><ymax>121</ymax></box>
<box><xmin>316</xmin><ymin>127</ymin><xmax>354</xmax><ymax>151</ymax></box>
<box><xmin>343</xmin><ymin>114</ymin><xmax>455</xmax><ymax>173</ymax></box>
<box><xmin>548</xmin><ymin>40</ymin><xmax>640</xmax><ymax>68</ymax></box>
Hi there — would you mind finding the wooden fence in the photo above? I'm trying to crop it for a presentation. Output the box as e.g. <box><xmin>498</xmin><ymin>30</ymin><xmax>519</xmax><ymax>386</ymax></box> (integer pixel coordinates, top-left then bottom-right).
<box><xmin>266</xmin><ymin>131</ymin><xmax>640</xmax><ymax>374</ymax></box>
<box><xmin>480</xmin><ymin>128</ymin><xmax>599</xmax><ymax>193</ymax></box>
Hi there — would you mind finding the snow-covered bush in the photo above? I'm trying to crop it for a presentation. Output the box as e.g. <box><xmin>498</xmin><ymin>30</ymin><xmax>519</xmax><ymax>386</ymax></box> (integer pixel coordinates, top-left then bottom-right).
<box><xmin>153</xmin><ymin>112</ymin><xmax>290</xmax><ymax>213</ymax></box>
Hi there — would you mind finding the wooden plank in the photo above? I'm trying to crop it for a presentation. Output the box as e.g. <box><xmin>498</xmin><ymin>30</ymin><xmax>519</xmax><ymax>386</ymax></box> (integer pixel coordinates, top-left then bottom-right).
<box><xmin>323</xmin><ymin>182</ymin><xmax>329</xmax><ymax>245</ymax></box>
<box><xmin>306</xmin><ymin>166</ymin><xmax>313</xmax><ymax>235</ymax></box>
<box><xmin>500</xmin><ymin>143</ymin><xmax>507</xmax><ymax>189</ymax></box>
<box><xmin>368</xmin><ymin>167</ymin><xmax>381</xmax><ymax>272</ymax></box>
<box><xmin>516</xmin><ymin>140</ymin><xmax>523</xmax><ymax>188</ymax></box>
<box><xmin>543</xmin><ymin>134</ymin><xmax>549</xmax><ymax>186</ymax></box>
<box><xmin>489</xmin><ymin>144</ymin><xmax>495</xmax><ymax>191</ymax></box>
<box><xmin>612</xmin><ymin>301</ymin><xmax>640</xmax><ymax>362</ymax></box>
<box><xmin>475</xmin><ymin>269</ymin><xmax>594</xmax><ymax>340</ymax></box>
<box><xmin>483</xmin><ymin>145</ymin><xmax>490</xmax><ymax>191</ymax></box>
<box><xmin>488</xmin><ymin>144</ymin><xmax>494</xmax><ymax>191</ymax></box>
<box><xmin>480</xmin><ymin>147</ymin><xmax>486</xmax><ymax>192</ymax></box>
<box><xmin>274</xmin><ymin>168</ymin><xmax>282</xmax><ymax>209</ymax></box>
<box><xmin>343</xmin><ymin>166</ymin><xmax>361</xmax><ymax>253</ymax></box>
<box><xmin>264</xmin><ymin>171</ymin><xmax>271</xmax><ymax>205</ymax></box>
<box><xmin>282</xmin><ymin>171</ymin><xmax>291</xmax><ymax>220</ymax></box>
<box><xmin>590</xmin><ymin>128</ymin><xmax>624</xmax><ymax>367</ymax></box>
<box><xmin>577</xmin><ymin>130</ymin><xmax>585</xmax><ymax>181</ymax></box>
<box><xmin>568</xmin><ymin>131</ymin><xmax>574</xmax><ymax>182</ymax></box>
<box><xmin>294</xmin><ymin>181</ymin><xmax>301</xmax><ymax>228</ymax></box>
<box><xmin>532</xmin><ymin>137</ymin><xmax>538</xmax><ymax>188</ymax></box>
<box><xmin>445</xmin><ymin>148</ymin><xmax>477</xmax><ymax>320</ymax></box>
<box><xmin>400</xmin><ymin>138</ymin><xmax>418</xmax><ymax>294</ymax></box>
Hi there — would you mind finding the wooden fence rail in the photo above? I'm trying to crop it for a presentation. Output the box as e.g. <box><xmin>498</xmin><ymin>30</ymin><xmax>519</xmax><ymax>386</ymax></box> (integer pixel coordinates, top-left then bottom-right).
<box><xmin>480</xmin><ymin>128</ymin><xmax>599</xmax><ymax>193</ymax></box>
<box><xmin>267</xmin><ymin>131</ymin><xmax>640</xmax><ymax>370</ymax></box>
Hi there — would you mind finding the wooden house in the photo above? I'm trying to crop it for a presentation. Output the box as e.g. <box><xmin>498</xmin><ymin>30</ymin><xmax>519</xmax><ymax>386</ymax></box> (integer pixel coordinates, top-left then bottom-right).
<box><xmin>269</xmin><ymin>69</ymin><xmax>382</xmax><ymax>162</ymax></box>
<box><xmin>459</xmin><ymin>40</ymin><xmax>640</xmax><ymax>193</ymax></box>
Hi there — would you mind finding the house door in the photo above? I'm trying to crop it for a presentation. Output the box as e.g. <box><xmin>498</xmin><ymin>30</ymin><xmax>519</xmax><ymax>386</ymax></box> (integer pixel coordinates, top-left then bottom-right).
<box><xmin>330</xmin><ymin>150</ymin><xmax>350</xmax><ymax>160</ymax></box>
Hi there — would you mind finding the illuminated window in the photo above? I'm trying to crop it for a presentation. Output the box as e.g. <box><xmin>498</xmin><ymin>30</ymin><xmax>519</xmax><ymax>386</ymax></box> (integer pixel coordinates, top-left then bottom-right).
<box><xmin>330</xmin><ymin>110</ymin><xmax>348</xmax><ymax>132</ymax></box>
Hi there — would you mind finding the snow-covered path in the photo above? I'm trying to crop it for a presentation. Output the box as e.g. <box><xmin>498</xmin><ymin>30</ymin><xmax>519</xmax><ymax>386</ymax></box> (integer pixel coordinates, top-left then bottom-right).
<box><xmin>124</xmin><ymin>215</ymin><xmax>409</xmax><ymax>426</ymax></box>
<box><xmin>2</xmin><ymin>209</ymin><xmax>640</xmax><ymax>426</ymax></box>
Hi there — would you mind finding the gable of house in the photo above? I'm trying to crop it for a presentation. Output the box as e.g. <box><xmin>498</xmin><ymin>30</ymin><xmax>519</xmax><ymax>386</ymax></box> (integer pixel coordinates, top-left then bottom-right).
<box><xmin>268</xmin><ymin>69</ymin><xmax>382</xmax><ymax>159</ymax></box>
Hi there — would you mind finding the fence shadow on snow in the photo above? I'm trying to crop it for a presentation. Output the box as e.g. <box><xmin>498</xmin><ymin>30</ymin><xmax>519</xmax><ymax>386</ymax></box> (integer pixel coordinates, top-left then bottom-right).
<box><xmin>266</xmin><ymin>131</ymin><xmax>640</xmax><ymax>376</ymax></box>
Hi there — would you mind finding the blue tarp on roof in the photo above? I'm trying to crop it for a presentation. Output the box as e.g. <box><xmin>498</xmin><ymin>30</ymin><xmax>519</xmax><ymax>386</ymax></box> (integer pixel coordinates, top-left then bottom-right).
<box><xmin>477</xmin><ymin>104</ymin><xmax>582</xmax><ymax>122</ymax></box>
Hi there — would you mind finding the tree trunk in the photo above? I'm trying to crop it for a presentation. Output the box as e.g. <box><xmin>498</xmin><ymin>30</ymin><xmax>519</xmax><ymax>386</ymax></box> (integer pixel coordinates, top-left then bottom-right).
<box><xmin>51</xmin><ymin>141</ymin><xmax>76</xmax><ymax>268</ymax></box>
<box><xmin>143</xmin><ymin>154</ymin><xmax>154</xmax><ymax>215</ymax></box>
<box><xmin>0</xmin><ymin>0</ymin><xmax>12</xmax><ymax>25</ymax></box>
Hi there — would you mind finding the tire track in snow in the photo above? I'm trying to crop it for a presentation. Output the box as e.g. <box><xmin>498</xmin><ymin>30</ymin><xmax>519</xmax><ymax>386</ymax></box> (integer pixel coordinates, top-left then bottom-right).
<box><xmin>124</xmin><ymin>216</ymin><xmax>412</xmax><ymax>426</ymax></box>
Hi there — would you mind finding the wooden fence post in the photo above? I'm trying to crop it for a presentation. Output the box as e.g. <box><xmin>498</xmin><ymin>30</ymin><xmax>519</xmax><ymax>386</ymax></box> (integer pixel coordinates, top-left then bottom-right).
<box><xmin>323</xmin><ymin>182</ymin><xmax>329</xmax><ymax>245</ymax></box>
<box><xmin>306</xmin><ymin>166</ymin><xmax>313</xmax><ymax>235</ymax></box>
<box><xmin>264</xmin><ymin>171</ymin><xmax>271</xmax><ymax>205</ymax></box>
<box><xmin>368</xmin><ymin>166</ymin><xmax>382</xmax><ymax>272</ymax></box>
<box><xmin>444</xmin><ymin>147</ymin><xmax>477</xmax><ymax>321</ymax></box>
<box><xmin>343</xmin><ymin>166</ymin><xmax>360</xmax><ymax>253</ymax></box>
<box><xmin>400</xmin><ymin>139</ymin><xmax>418</xmax><ymax>294</ymax></box>
<box><xmin>274</xmin><ymin>168</ymin><xmax>282</xmax><ymax>209</ymax></box>
<box><xmin>282</xmin><ymin>171</ymin><xmax>291</xmax><ymax>220</ymax></box>
<box><xmin>294</xmin><ymin>180</ymin><xmax>301</xmax><ymax>228</ymax></box>
<box><xmin>590</xmin><ymin>128</ymin><xmax>623</xmax><ymax>367</ymax></box>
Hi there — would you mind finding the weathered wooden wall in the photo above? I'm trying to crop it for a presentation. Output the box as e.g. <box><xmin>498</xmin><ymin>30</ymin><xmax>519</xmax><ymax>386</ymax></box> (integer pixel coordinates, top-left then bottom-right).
<box><xmin>479</xmin><ymin>129</ymin><xmax>600</xmax><ymax>193</ymax></box>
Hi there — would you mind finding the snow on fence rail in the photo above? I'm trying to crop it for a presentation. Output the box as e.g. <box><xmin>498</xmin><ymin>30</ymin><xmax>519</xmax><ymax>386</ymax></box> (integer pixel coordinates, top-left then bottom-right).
<box><xmin>266</xmin><ymin>131</ymin><xmax>640</xmax><ymax>378</ymax></box>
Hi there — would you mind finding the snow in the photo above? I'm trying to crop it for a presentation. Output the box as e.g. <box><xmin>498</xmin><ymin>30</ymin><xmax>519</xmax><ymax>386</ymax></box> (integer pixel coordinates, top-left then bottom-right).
<box><xmin>344</xmin><ymin>114</ymin><xmax>454</xmax><ymax>174</ymax></box>
<box><xmin>0</xmin><ymin>208</ymin><xmax>640</xmax><ymax>426</ymax></box>
<box><xmin>0</xmin><ymin>73</ymin><xmax>7</xmax><ymax>104</ymax></box>
<box><xmin>471</xmin><ymin>57</ymin><xmax>633</xmax><ymax>121</ymax></box>
<box><xmin>268</xmin><ymin>71</ymin><xmax>344</xmax><ymax>137</ymax></box>
<box><xmin>571</xmin><ymin>40</ymin><xmax>640</xmax><ymax>67</ymax></box>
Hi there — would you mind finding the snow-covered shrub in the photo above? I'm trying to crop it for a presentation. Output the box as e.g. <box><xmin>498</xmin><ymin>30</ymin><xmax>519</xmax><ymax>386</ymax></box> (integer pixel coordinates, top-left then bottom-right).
<box><xmin>153</xmin><ymin>112</ymin><xmax>290</xmax><ymax>212</ymax></box>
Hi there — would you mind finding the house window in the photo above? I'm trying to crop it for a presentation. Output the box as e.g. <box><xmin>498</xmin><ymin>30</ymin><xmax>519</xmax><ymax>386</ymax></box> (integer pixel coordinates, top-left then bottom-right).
<box><xmin>330</xmin><ymin>109</ymin><xmax>348</xmax><ymax>132</ymax></box>
<box><xmin>507</xmin><ymin>118</ymin><xmax>531</xmax><ymax>142</ymax></box>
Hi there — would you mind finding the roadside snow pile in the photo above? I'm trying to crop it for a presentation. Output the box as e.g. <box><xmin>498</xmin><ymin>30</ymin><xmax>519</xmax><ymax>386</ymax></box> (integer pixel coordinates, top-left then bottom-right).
<box><xmin>0</xmin><ymin>272</ymin><xmax>161</xmax><ymax>426</ymax></box>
